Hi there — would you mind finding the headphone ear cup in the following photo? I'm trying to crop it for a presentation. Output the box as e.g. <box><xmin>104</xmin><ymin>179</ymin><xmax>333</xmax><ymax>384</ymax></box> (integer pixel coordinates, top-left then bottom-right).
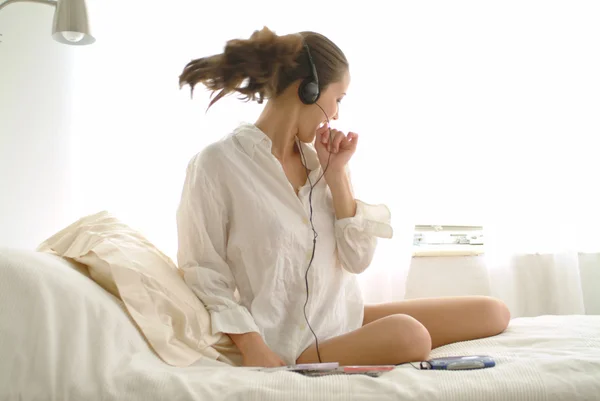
<box><xmin>298</xmin><ymin>78</ymin><xmax>320</xmax><ymax>105</ymax></box>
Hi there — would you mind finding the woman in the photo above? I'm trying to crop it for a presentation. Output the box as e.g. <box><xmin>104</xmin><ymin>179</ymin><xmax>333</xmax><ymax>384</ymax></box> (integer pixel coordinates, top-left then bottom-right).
<box><xmin>176</xmin><ymin>27</ymin><xmax>510</xmax><ymax>368</ymax></box>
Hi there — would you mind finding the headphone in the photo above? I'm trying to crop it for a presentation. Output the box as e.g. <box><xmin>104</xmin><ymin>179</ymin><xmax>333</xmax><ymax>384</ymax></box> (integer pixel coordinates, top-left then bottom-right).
<box><xmin>298</xmin><ymin>43</ymin><xmax>321</xmax><ymax>105</ymax></box>
<box><xmin>296</xmin><ymin>40</ymin><xmax>331</xmax><ymax>364</ymax></box>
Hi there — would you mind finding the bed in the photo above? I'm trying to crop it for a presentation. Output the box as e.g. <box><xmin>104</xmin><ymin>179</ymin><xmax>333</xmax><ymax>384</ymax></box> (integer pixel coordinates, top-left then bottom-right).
<box><xmin>1</xmin><ymin>246</ymin><xmax>599</xmax><ymax>401</ymax></box>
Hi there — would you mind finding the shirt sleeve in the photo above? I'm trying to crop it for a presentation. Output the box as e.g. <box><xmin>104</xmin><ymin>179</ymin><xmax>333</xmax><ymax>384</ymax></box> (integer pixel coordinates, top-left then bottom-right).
<box><xmin>333</xmin><ymin>168</ymin><xmax>393</xmax><ymax>274</ymax></box>
<box><xmin>176</xmin><ymin>154</ymin><xmax>260</xmax><ymax>336</ymax></box>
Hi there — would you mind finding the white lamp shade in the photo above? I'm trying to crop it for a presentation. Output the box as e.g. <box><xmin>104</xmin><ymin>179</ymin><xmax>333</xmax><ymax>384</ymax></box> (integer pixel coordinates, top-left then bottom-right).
<box><xmin>51</xmin><ymin>0</ymin><xmax>94</xmax><ymax>45</ymax></box>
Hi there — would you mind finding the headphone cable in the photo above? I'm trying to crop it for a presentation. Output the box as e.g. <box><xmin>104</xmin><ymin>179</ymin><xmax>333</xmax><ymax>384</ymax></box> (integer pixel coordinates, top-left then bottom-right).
<box><xmin>297</xmin><ymin>103</ymin><xmax>333</xmax><ymax>364</ymax></box>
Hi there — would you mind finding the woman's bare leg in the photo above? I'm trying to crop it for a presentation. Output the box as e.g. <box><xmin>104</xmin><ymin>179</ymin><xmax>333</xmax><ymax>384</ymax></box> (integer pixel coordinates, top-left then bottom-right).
<box><xmin>363</xmin><ymin>296</ymin><xmax>511</xmax><ymax>349</ymax></box>
<box><xmin>296</xmin><ymin>314</ymin><xmax>432</xmax><ymax>366</ymax></box>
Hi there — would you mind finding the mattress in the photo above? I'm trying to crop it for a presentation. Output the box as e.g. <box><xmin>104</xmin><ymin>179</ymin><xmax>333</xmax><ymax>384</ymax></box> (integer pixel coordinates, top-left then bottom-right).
<box><xmin>1</xmin><ymin>247</ymin><xmax>599</xmax><ymax>401</ymax></box>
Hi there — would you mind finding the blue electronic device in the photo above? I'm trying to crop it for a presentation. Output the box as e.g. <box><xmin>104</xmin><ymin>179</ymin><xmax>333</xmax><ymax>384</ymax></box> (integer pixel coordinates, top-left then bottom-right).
<box><xmin>420</xmin><ymin>355</ymin><xmax>495</xmax><ymax>370</ymax></box>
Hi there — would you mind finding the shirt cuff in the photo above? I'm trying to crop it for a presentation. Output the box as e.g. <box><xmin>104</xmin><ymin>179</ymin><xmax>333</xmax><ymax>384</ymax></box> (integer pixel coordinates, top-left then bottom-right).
<box><xmin>335</xmin><ymin>199</ymin><xmax>393</xmax><ymax>239</ymax></box>
<box><xmin>210</xmin><ymin>304</ymin><xmax>261</xmax><ymax>336</ymax></box>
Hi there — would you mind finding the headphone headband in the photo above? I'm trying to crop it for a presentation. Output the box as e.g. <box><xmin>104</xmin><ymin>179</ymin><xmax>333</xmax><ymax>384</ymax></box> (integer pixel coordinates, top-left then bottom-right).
<box><xmin>303</xmin><ymin>43</ymin><xmax>319</xmax><ymax>89</ymax></box>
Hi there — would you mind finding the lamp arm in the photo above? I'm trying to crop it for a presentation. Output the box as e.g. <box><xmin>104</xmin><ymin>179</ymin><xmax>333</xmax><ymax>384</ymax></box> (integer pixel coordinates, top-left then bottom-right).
<box><xmin>0</xmin><ymin>0</ymin><xmax>57</xmax><ymax>11</ymax></box>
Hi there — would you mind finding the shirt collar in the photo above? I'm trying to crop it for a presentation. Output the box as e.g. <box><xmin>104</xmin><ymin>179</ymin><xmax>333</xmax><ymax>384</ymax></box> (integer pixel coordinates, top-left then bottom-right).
<box><xmin>233</xmin><ymin>123</ymin><xmax>321</xmax><ymax>171</ymax></box>
<box><xmin>297</xmin><ymin>141</ymin><xmax>320</xmax><ymax>171</ymax></box>
<box><xmin>233</xmin><ymin>123</ymin><xmax>271</xmax><ymax>157</ymax></box>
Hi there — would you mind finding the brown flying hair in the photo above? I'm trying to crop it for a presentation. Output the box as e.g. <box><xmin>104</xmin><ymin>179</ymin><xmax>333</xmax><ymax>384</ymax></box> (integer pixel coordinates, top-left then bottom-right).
<box><xmin>178</xmin><ymin>27</ymin><xmax>348</xmax><ymax>109</ymax></box>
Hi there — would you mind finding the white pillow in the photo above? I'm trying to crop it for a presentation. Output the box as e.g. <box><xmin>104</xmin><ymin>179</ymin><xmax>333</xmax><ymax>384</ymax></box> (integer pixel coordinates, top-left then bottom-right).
<box><xmin>37</xmin><ymin>211</ymin><xmax>232</xmax><ymax>367</ymax></box>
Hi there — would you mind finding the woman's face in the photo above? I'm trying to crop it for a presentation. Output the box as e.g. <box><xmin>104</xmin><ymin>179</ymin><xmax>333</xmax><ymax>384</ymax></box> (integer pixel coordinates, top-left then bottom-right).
<box><xmin>297</xmin><ymin>69</ymin><xmax>350</xmax><ymax>143</ymax></box>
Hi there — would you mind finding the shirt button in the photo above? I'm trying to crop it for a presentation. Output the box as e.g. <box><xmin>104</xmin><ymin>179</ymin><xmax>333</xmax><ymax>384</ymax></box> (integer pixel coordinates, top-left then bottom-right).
<box><xmin>306</xmin><ymin>251</ymin><xmax>312</xmax><ymax>261</ymax></box>
<box><xmin>302</xmin><ymin>217</ymin><xmax>309</xmax><ymax>225</ymax></box>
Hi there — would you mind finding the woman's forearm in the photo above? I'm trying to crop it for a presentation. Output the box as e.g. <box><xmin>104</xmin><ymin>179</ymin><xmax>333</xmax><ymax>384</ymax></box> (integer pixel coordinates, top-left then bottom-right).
<box><xmin>326</xmin><ymin>170</ymin><xmax>357</xmax><ymax>220</ymax></box>
<box><xmin>228</xmin><ymin>332</ymin><xmax>265</xmax><ymax>353</ymax></box>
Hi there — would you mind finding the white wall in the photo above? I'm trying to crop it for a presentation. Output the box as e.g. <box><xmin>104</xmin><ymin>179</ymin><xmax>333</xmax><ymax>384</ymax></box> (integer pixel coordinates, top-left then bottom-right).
<box><xmin>0</xmin><ymin>3</ymin><xmax>76</xmax><ymax>249</ymax></box>
<box><xmin>406</xmin><ymin>254</ymin><xmax>600</xmax><ymax>316</ymax></box>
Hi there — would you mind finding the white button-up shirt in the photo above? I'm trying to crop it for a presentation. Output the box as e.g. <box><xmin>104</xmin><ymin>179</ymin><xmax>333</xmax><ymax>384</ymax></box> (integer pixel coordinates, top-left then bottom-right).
<box><xmin>176</xmin><ymin>123</ymin><xmax>393</xmax><ymax>365</ymax></box>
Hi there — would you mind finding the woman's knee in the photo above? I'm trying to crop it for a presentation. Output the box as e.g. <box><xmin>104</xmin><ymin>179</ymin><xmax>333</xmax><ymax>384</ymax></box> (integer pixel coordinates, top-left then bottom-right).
<box><xmin>480</xmin><ymin>297</ymin><xmax>511</xmax><ymax>335</ymax></box>
<box><xmin>381</xmin><ymin>314</ymin><xmax>431</xmax><ymax>363</ymax></box>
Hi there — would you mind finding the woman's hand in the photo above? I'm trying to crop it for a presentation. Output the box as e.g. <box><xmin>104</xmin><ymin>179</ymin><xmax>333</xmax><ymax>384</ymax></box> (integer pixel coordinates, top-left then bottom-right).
<box><xmin>228</xmin><ymin>332</ymin><xmax>286</xmax><ymax>367</ymax></box>
<box><xmin>314</xmin><ymin>123</ymin><xmax>358</xmax><ymax>175</ymax></box>
<box><xmin>241</xmin><ymin>342</ymin><xmax>287</xmax><ymax>368</ymax></box>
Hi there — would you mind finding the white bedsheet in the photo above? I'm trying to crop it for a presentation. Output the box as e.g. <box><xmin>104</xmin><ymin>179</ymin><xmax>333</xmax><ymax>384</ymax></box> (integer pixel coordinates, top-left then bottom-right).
<box><xmin>1</xmin><ymin>248</ymin><xmax>599</xmax><ymax>401</ymax></box>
